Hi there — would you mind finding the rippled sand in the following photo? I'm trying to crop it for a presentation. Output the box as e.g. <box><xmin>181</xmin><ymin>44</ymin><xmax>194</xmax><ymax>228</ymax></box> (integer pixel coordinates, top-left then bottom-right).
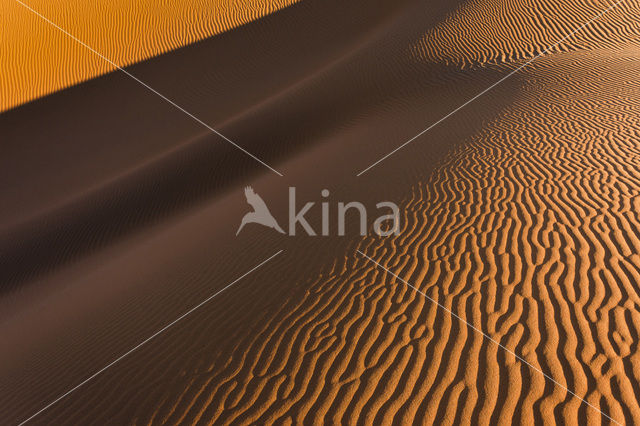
<box><xmin>124</xmin><ymin>51</ymin><xmax>640</xmax><ymax>424</ymax></box>
<box><xmin>0</xmin><ymin>0</ymin><xmax>298</xmax><ymax>112</ymax></box>
<box><xmin>2</xmin><ymin>0</ymin><xmax>640</xmax><ymax>424</ymax></box>
<box><xmin>412</xmin><ymin>0</ymin><xmax>640</xmax><ymax>67</ymax></box>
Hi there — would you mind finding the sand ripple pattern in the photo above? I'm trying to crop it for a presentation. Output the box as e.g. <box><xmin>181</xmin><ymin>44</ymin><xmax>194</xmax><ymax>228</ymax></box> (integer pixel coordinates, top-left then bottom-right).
<box><xmin>5</xmin><ymin>0</ymin><xmax>640</xmax><ymax>424</ymax></box>
<box><xmin>0</xmin><ymin>0</ymin><xmax>298</xmax><ymax>112</ymax></box>
<box><xmin>86</xmin><ymin>53</ymin><xmax>640</xmax><ymax>424</ymax></box>
<box><xmin>411</xmin><ymin>0</ymin><xmax>640</xmax><ymax>68</ymax></box>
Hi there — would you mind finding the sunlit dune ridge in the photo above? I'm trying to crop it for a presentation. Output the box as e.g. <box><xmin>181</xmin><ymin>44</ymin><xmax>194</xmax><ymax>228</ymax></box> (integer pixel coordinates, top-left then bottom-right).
<box><xmin>0</xmin><ymin>0</ymin><xmax>298</xmax><ymax>112</ymax></box>
<box><xmin>412</xmin><ymin>0</ymin><xmax>640</xmax><ymax>67</ymax></box>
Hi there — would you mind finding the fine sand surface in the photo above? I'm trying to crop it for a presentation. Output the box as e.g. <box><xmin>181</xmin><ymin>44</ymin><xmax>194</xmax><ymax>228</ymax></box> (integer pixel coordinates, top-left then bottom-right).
<box><xmin>0</xmin><ymin>0</ymin><xmax>299</xmax><ymax>112</ymax></box>
<box><xmin>2</xmin><ymin>0</ymin><xmax>640</xmax><ymax>424</ymax></box>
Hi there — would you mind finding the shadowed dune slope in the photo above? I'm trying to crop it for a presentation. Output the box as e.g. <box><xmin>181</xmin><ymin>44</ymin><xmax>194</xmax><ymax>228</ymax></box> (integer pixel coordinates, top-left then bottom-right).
<box><xmin>412</xmin><ymin>0</ymin><xmax>640</xmax><ymax>67</ymax></box>
<box><xmin>0</xmin><ymin>0</ymin><xmax>298</xmax><ymax>112</ymax></box>
<box><xmin>0</xmin><ymin>0</ymin><xmax>414</xmax><ymax>289</ymax></box>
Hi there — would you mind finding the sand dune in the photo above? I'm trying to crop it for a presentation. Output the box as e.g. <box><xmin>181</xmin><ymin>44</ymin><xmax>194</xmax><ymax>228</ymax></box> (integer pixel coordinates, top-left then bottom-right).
<box><xmin>412</xmin><ymin>0</ymin><xmax>640</xmax><ymax>67</ymax></box>
<box><xmin>2</xmin><ymin>0</ymin><xmax>640</xmax><ymax>424</ymax></box>
<box><xmin>0</xmin><ymin>0</ymin><xmax>298</xmax><ymax>112</ymax></box>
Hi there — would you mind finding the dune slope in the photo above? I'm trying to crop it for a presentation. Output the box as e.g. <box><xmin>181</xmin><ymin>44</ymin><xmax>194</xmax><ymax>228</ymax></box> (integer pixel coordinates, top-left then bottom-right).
<box><xmin>1</xmin><ymin>0</ymin><xmax>299</xmax><ymax>112</ymax></box>
<box><xmin>412</xmin><ymin>0</ymin><xmax>640</xmax><ymax>67</ymax></box>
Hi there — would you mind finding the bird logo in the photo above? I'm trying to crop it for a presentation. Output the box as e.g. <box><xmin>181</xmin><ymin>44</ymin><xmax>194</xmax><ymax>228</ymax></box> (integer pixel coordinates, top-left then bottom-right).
<box><xmin>236</xmin><ymin>186</ymin><xmax>285</xmax><ymax>235</ymax></box>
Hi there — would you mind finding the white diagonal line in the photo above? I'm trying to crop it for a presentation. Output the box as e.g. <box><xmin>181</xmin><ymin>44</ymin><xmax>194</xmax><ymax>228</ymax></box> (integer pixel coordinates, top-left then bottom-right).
<box><xmin>13</xmin><ymin>0</ymin><xmax>283</xmax><ymax>177</ymax></box>
<box><xmin>356</xmin><ymin>0</ymin><xmax>627</xmax><ymax>176</ymax></box>
<box><xmin>17</xmin><ymin>249</ymin><xmax>283</xmax><ymax>426</ymax></box>
<box><xmin>357</xmin><ymin>250</ymin><xmax>622</xmax><ymax>425</ymax></box>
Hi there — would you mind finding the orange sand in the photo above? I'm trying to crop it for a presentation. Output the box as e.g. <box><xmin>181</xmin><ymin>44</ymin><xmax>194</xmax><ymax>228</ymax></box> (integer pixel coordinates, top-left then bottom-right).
<box><xmin>3</xmin><ymin>0</ymin><xmax>640</xmax><ymax>423</ymax></box>
<box><xmin>0</xmin><ymin>0</ymin><xmax>298</xmax><ymax>112</ymax></box>
<box><xmin>412</xmin><ymin>0</ymin><xmax>640</xmax><ymax>67</ymax></box>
